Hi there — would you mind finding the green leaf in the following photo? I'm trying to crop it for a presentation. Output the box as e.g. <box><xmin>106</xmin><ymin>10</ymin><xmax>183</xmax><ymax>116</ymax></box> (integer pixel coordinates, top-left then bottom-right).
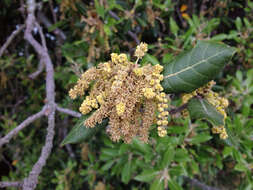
<box><xmin>222</xmin><ymin>146</ymin><xmax>233</xmax><ymax>158</ymax></box>
<box><xmin>162</xmin><ymin>41</ymin><xmax>236</xmax><ymax>93</ymax></box>
<box><xmin>119</xmin><ymin>143</ymin><xmax>130</xmax><ymax>154</ymax></box>
<box><xmin>210</xmin><ymin>34</ymin><xmax>228</xmax><ymax>41</ymax></box>
<box><xmin>167</xmin><ymin>125</ymin><xmax>188</xmax><ymax>134</ymax></box>
<box><xmin>101</xmin><ymin>160</ymin><xmax>115</xmax><ymax>171</ymax></box>
<box><xmin>189</xmin><ymin>134</ymin><xmax>212</xmax><ymax>144</ymax></box>
<box><xmin>75</xmin><ymin>2</ymin><xmax>87</xmax><ymax>16</ymax></box>
<box><xmin>94</xmin><ymin>0</ymin><xmax>105</xmax><ymax>19</ymax></box>
<box><xmin>144</xmin><ymin>54</ymin><xmax>160</xmax><ymax>65</ymax></box>
<box><xmin>61</xmin><ymin>115</ymin><xmax>108</xmax><ymax>146</ymax></box>
<box><xmin>235</xmin><ymin>17</ymin><xmax>242</xmax><ymax>31</ymax></box>
<box><xmin>134</xmin><ymin>170</ymin><xmax>159</xmax><ymax>182</ymax></box>
<box><xmin>168</xmin><ymin>180</ymin><xmax>183</xmax><ymax>190</ymax></box>
<box><xmin>121</xmin><ymin>161</ymin><xmax>131</xmax><ymax>184</ymax></box>
<box><xmin>101</xmin><ymin>148</ymin><xmax>119</xmax><ymax>157</ymax></box>
<box><xmin>187</xmin><ymin>98</ymin><xmax>224</xmax><ymax>126</ymax></box>
<box><xmin>48</xmin><ymin>20</ymin><xmax>66</xmax><ymax>32</ymax></box>
<box><xmin>131</xmin><ymin>138</ymin><xmax>152</xmax><ymax>154</ymax></box>
<box><xmin>174</xmin><ymin>149</ymin><xmax>190</xmax><ymax>163</ymax></box>
<box><xmin>161</xmin><ymin>147</ymin><xmax>174</xmax><ymax>168</ymax></box>
<box><xmin>169</xmin><ymin>165</ymin><xmax>186</xmax><ymax>176</ymax></box>
<box><xmin>170</xmin><ymin>17</ymin><xmax>179</xmax><ymax>35</ymax></box>
<box><xmin>234</xmin><ymin>163</ymin><xmax>248</xmax><ymax>172</ymax></box>
<box><xmin>243</xmin><ymin>18</ymin><xmax>251</xmax><ymax>28</ymax></box>
<box><xmin>150</xmin><ymin>179</ymin><xmax>163</xmax><ymax>190</ymax></box>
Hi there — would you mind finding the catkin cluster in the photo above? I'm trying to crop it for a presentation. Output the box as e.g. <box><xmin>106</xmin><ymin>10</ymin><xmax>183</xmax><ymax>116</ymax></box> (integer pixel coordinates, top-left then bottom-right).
<box><xmin>181</xmin><ymin>80</ymin><xmax>229</xmax><ymax>139</ymax></box>
<box><xmin>69</xmin><ymin>43</ymin><xmax>169</xmax><ymax>143</ymax></box>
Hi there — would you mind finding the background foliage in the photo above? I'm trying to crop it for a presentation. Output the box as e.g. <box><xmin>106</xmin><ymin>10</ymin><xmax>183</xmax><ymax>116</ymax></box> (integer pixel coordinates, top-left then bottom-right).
<box><xmin>0</xmin><ymin>0</ymin><xmax>252</xmax><ymax>189</ymax></box>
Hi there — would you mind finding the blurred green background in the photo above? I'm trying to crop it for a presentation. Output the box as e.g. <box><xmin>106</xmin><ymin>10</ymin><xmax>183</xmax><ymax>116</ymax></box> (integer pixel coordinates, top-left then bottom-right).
<box><xmin>0</xmin><ymin>0</ymin><xmax>252</xmax><ymax>189</ymax></box>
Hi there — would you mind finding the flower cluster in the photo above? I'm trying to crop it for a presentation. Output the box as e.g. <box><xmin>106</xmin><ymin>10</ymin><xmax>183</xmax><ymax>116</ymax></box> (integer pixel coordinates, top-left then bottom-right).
<box><xmin>181</xmin><ymin>80</ymin><xmax>229</xmax><ymax>139</ymax></box>
<box><xmin>69</xmin><ymin>43</ymin><xmax>169</xmax><ymax>143</ymax></box>
<box><xmin>134</xmin><ymin>42</ymin><xmax>148</xmax><ymax>59</ymax></box>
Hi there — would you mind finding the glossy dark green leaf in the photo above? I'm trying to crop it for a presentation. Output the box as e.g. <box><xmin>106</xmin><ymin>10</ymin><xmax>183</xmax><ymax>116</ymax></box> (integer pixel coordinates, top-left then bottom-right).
<box><xmin>162</xmin><ymin>41</ymin><xmax>236</xmax><ymax>93</ymax></box>
<box><xmin>61</xmin><ymin>115</ymin><xmax>108</xmax><ymax>146</ymax></box>
<box><xmin>187</xmin><ymin>98</ymin><xmax>224</xmax><ymax>126</ymax></box>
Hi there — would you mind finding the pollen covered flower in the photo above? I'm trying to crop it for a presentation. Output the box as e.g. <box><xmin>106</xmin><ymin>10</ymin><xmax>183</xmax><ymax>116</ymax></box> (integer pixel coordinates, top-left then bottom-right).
<box><xmin>143</xmin><ymin>88</ymin><xmax>156</xmax><ymax>99</ymax></box>
<box><xmin>134</xmin><ymin>42</ymin><xmax>148</xmax><ymax>58</ymax></box>
<box><xmin>116</xmin><ymin>102</ymin><xmax>126</xmax><ymax>116</ymax></box>
<box><xmin>153</xmin><ymin>64</ymin><xmax>163</xmax><ymax>74</ymax></box>
<box><xmin>111</xmin><ymin>53</ymin><xmax>119</xmax><ymax>63</ymax></box>
<box><xmin>69</xmin><ymin>42</ymin><xmax>169</xmax><ymax>143</ymax></box>
<box><xmin>133</xmin><ymin>68</ymin><xmax>144</xmax><ymax>76</ymax></box>
<box><xmin>118</xmin><ymin>53</ymin><xmax>128</xmax><ymax>64</ymax></box>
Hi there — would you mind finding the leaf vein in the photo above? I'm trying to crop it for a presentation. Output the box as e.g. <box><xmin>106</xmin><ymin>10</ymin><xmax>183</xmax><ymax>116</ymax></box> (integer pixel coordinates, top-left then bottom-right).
<box><xmin>164</xmin><ymin>50</ymin><xmax>228</xmax><ymax>79</ymax></box>
<box><xmin>191</xmin><ymin>68</ymin><xmax>208</xmax><ymax>78</ymax></box>
<box><xmin>176</xmin><ymin>75</ymin><xmax>198</xmax><ymax>88</ymax></box>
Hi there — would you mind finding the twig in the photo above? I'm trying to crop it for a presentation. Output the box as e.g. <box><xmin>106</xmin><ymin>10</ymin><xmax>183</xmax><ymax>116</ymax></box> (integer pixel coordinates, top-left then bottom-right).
<box><xmin>29</xmin><ymin>59</ymin><xmax>45</xmax><ymax>79</ymax></box>
<box><xmin>2</xmin><ymin>0</ymin><xmax>81</xmax><ymax>189</ymax></box>
<box><xmin>48</xmin><ymin>0</ymin><xmax>57</xmax><ymax>24</ymax></box>
<box><xmin>108</xmin><ymin>10</ymin><xmax>140</xmax><ymax>44</ymax></box>
<box><xmin>0</xmin><ymin>25</ymin><xmax>25</xmax><ymax>57</ymax></box>
<box><xmin>22</xmin><ymin>0</ymin><xmax>56</xmax><ymax>189</ymax></box>
<box><xmin>36</xmin><ymin>22</ymin><xmax>47</xmax><ymax>49</ymax></box>
<box><xmin>0</xmin><ymin>107</ymin><xmax>46</xmax><ymax>148</ymax></box>
<box><xmin>11</xmin><ymin>96</ymin><xmax>28</xmax><ymax>115</ymax></box>
<box><xmin>0</xmin><ymin>181</ymin><xmax>23</xmax><ymax>188</ymax></box>
<box><xmin>37</xmin><ymin>11</ymin><xmax>66</xmax><ymax>40</ymax></box>
<box><xmin>56</xmin><ymin>105</ymin><xmax>82</xmax><ymax>118</ymax></box>
<box><xmin>127</xmin><ymin>31</ymin><xmax>140</xmax><ymax>45</ymax></box>
<box><xmin>183</xmin><ymin>176</ymin><xmax>220</xmax><ymax>190</ymax></box>
<box><xmin>19</xmin><ymin>0</ymin><xmax>26</xmax><ymax>19</ymax></box>
<box><xmin>37</xmin><ymin>10</ymin><xmax>65</xmax><ymax>66</ymax></box>
<box><xmin>0</xmin><ymin>154</ymin><xmax>12</xmax><ymax>171</ymax></box>
<box><xmin>108</xmin><ymin>10</ymin><xmax>120</xmax><ymax>20</ymax></box>
<box><xmin>22</xmin><ymin>106</ymin><xmax>55</xmax><ymax>190</ymax></box>
<box><xmin>169</xmin><ymin>103</ymin><xmax>188</xmax><ymax>115</ymax></box>
<box><xmin>200</xmin><ymin>0</ymin><xmax>209</xmax><ymax>16</ymax></box>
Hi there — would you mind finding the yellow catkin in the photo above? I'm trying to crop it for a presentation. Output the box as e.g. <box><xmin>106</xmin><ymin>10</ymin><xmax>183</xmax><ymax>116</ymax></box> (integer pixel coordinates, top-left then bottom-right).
<box><xmin>180</xmin><ymin>80</ymin><xmax>229</xmax><ymax>139</ymax></box>
<box><xmin>133</xmin><ymin>68</ymin><xmax>144</xmax><ymax>76</ymax></box>
<box><xmin>116</xmin><ymin>102</ymin><xmax>126</xmax><ymax>116</ymax></box>
<box><xmin>134</xmin><ymin>42</ymin><xmax>148</xmax><ymax>58</ymax></box>
<box><xmin>143</xmin><ymin>88</ymin><xmax>156</xmax><ymax>99</ymax></box>
<box><xmin>69</xmin><ymin>42</ymin><xmax>169</xmax><ymax>143</ymax></box>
